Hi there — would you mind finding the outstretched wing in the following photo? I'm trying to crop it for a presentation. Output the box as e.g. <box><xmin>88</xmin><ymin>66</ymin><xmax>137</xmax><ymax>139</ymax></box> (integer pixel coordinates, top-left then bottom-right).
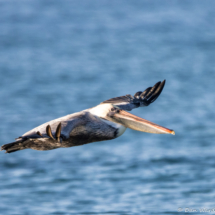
<box><xmin>101</xmin><ymin>80</ymin><xmax>166</xmax><ymax>111</ymax></box>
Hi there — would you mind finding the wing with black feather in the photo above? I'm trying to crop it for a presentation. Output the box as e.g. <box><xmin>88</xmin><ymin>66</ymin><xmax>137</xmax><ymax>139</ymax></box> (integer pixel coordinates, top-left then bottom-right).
<box><xmin>101</xmin><ymin>80</ymin><xmax>166</xmax><ymax>111</ymax></box>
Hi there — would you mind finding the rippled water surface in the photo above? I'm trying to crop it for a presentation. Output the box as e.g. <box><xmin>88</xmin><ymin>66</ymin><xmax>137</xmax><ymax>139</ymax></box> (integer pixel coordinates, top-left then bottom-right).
<box><xmin>1</xmin><ymin>1</ymin><xmax>215</xmax><ymax>214</ymax></box>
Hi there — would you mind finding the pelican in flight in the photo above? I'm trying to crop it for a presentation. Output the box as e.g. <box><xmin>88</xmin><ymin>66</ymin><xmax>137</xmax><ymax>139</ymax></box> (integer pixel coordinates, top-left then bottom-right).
<box><xmin>1</xmin><ymin>80</ymin><xmax>174</xmax><ymax>153</ymax></box>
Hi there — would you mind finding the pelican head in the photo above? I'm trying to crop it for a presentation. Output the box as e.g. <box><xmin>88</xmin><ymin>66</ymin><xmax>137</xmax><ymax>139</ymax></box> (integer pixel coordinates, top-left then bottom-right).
<box><xmin>90</xmin><ymin>104</ymin><xmax>175</xmax><ymax>135</ymax></box>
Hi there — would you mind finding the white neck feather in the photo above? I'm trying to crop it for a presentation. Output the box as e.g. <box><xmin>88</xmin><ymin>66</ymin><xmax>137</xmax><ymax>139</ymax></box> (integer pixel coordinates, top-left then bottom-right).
<box><xmin>89</xmin><ymin>104</ymin><xmax>126</xmax><ymax>137</ymax></box>
<box><xmin>89</xmin><ymin>104</ymin><xmax>113</xmax><ymax>118</ymax></box>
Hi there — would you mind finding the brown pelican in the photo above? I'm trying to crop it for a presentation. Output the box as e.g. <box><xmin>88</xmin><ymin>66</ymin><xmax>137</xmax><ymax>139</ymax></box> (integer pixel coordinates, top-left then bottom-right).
<box><xmin>1</xmin><ymin>80</ymin><xmax>175</xmax><ymax>153</ymax></box>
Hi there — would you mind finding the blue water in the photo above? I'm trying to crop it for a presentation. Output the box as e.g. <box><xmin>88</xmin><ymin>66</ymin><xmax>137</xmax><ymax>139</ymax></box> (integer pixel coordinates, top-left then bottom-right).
<box><xmin>1</xmin><ymin>1</ymin><xmax>215</xmax><ymax>214</ymax></box>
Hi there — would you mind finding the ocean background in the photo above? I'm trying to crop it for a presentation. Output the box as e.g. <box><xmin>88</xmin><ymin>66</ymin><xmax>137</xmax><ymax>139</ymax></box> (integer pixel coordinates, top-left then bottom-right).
<box><xmin>1</xmin><ymin>1</ymin><xmax>215</xmax><ymax>214</ymax></box>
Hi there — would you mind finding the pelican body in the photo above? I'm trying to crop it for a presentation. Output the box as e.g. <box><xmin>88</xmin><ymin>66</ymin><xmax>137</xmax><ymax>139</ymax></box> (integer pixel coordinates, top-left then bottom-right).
<box><xmin>1</xmin><ymin>80</ymin><xmax>174</xmax><ymax>153</ymax></box>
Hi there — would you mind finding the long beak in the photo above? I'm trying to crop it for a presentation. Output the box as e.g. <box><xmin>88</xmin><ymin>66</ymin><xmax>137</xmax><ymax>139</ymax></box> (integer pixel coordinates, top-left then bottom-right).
<box><xmin>108</xmin><ymin>109</ymin><xmax>175</xmax><ymax>135</ymax></box>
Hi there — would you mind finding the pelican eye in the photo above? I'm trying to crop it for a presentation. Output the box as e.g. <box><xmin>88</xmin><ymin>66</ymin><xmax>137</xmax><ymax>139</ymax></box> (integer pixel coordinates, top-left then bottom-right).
<box><xmin>111</xmin><ymin>107</ymin><xmax>120</xmax><ymax>113</ymax></box>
